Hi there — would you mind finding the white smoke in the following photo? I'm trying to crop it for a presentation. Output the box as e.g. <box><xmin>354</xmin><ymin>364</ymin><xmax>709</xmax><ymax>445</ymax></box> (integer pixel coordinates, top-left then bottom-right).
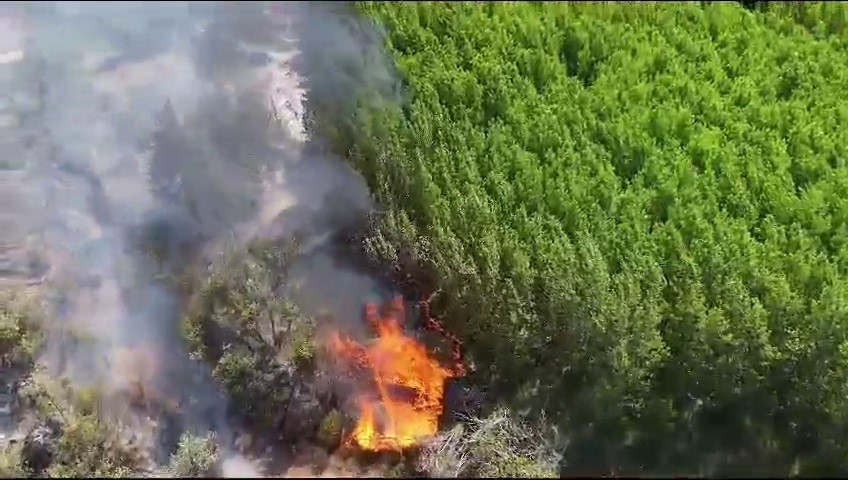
<box><xmin>221</xmin><ymin>453</ymin><xmax>262</xmax><ymax>478</ymax></box>
<box><xmin>4</xmin><ymin>0</ymin><xmax>399</xmax><ymax>474</ymax></box>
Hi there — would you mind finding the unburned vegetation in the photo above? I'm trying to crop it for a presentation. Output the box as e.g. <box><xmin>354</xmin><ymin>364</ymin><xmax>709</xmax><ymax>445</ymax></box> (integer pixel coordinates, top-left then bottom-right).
<box><xmin>307</xmin><ymin>1</ymin><xmax>848</xmax><ymax>476</ymax></box>
<box><xmin>181</xmin><ymin>238</ymin><xmax>330</xmax><ymax>444</ymax></box>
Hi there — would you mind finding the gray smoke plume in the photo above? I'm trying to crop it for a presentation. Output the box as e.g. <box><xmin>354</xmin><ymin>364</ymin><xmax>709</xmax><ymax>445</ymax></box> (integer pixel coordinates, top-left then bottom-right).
<box><xmin>1</xmin><ymin>1</ymin><xmax>400</xmax><ymax>474</ymax></box>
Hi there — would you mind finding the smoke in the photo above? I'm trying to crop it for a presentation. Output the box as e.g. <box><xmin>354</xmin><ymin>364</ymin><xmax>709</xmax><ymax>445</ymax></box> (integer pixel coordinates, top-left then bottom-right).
<box><xmin>221</xmin><ymin>453</ymin><xmax>261</xmax><ymax>478</ymax></box>
<box><xmin>4</xmin><ymin>0</ymin><xmax>401</xmax><ymax>474</ymax></box>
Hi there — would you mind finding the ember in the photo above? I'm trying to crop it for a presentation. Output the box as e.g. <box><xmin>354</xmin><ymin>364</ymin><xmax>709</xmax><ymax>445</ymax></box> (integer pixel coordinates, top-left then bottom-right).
<box><xmin>328</xmin><ymin>296</ymin><xmax>464</xmax><ymax>452</ymax></box>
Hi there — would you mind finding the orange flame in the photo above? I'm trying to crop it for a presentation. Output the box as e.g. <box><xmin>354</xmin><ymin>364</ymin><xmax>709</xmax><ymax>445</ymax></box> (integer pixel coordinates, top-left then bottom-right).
<box><xmin>328</xmin><ymin>296</ymin><xmax>463</xmax><ymax>452</ymax></box>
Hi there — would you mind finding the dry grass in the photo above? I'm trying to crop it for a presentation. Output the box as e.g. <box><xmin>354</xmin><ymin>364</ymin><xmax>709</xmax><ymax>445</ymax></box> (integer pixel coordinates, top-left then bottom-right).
<box><xmin>416</xmin><ymin>407</ymin><xmax>561</xmax><ymax>478</ymax></box>
<box><xmin>0</xmin><ymin>442</ymin><xmax>26</xmax><ymax>477</ymax></box>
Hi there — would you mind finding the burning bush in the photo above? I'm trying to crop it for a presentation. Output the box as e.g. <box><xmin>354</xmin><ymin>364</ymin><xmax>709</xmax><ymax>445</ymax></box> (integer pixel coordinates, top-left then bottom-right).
<box><xmin>327</xmin><ymin>296</ymin><xmax>464</xmax><ymax>453</ymax></box>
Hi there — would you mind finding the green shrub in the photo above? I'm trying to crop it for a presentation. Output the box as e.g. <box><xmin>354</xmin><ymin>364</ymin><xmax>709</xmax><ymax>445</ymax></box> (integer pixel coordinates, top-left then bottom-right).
<box><xmin>212</xmin><ymin>349</ymin><xmax>289</xmax><ymax>427</ymax></box>
<box><xmin>9</xmin><ymin>370</ymin><xmax>148</xmax><ymax>477</ymax></box>
<box><xmin>0</xmin><ymin>292</ymin><xmax>42</xmax><ymax>370</ymax></box>
<box><xmin>183</xmin><ymin>239</ymin><xmax>319</xmax><ymax>432</ymax></box>
<box><xmin>74</xmin><ymin>386</ymin><xmax>101</xmax><ymax>418</ymax></box>
<box><xmin>308</xmin><ymin>1</ymin><xmax>848</xmax><ymax>474</ymax></box>
<box><xmin>47</xmin><ymin>412</ymin><xmax>145</xmax><ymax>477</ymax></box>
<box><xmin>290</xmin><ymin>332</ymin><xmax>316</xmax><ymax>370</ymax></box>
<box><xmin>316</xmin><ymin>409</ymin><xmax>343</xmax><ymax>450</ymax></box>
<box><xmin>166</xmin><ymin>432</ymin><xmax>220</xmax><ymax>477</ymax></box>
<box><xmin>182</xmin><ymin>238</ymin><xmax>309</xmax><ymax>362</ymax></box>
<box><xmin>0</xmin><ymin>443</ymin><xmax>26</xmax><ymax>478</ymax></box>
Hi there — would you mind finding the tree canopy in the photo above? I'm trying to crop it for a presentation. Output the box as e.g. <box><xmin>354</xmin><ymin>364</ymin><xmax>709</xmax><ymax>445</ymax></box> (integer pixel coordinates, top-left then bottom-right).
<box><xmin>308</xmin><ymin>2</ymin><xmax>848</xmax><ymax>475</ymax></box>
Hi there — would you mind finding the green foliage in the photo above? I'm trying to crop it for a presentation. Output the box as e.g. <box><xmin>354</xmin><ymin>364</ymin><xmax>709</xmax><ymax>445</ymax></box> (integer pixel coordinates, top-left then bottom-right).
<box><xmin>760</xmin><ymin>2</ymin><xmax>848</xmax><ymax>43</ymax></box>
<box><xmin>316</xmin><ymin>409</ymin><xmax>343</xmax><ymax>450</ymax></box>
<box><xmin>10</xmin><ymin>371</ymin><xmax>147</xmax><ymax>477</ymax></box>
<box><xmin>307</xmin><ymin>1</ymin><xmax>848</xmax><ymax>475</ymax></box>
<box><xmin>46</xmin><ymin>412</ymin><xmax>145</xmax><ymax>477</ymax></box>
<box><xmin>166</xmin><ymin>432</ymin><xmax>220</xmax><ymax>478</ymax></box>
<box><xmin>183</xmin><ymin>239</ymin><xmax>319</xmax><ymax>430</ymax></box>
<box><xmin>182</xmin><ymin>238</ymin><xmax>309</xmax><ymax>362</ymax></box>
<box><xmin>212</xmin><ymin>349</ymin><xmax>289</xmax><ymax>427</ymax></box>
<box><xmin>290</xmin><ymin>331</ymin><xmax>316</xmax><ymax>370</ymax></box>
<box><xmin>18</xmin><ymin>369</ymin><xmax>69</xmax><ymax>423</ymax></box>
<box><xmin>0</xmin><ymin>293</ymin><xmax>42</xmax><ymax>370</ymax></box>
<box><xmin>73</xmin><ymin>386</ymin><xmax>101</xmax><ymax>418</ymax></box>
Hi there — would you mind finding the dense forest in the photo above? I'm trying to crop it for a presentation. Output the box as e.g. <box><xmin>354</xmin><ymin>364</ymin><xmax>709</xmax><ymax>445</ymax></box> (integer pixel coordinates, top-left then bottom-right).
<box><xmin>307</xmin><ymin>1</ymin><xmax>848</xmax><ymax>476</ymax></box>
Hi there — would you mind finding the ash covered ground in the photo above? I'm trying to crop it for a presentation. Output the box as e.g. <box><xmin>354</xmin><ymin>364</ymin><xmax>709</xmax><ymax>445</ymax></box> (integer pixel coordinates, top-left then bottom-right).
<box><xmin>0</xmin><ymin>1</ymin><xmax>404</xmax><ymax>476</ymax></box>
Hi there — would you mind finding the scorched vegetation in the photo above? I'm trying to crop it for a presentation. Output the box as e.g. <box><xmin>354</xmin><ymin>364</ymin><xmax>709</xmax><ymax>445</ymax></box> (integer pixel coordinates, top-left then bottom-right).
<box><xmin>308</xmin><ymin>1</ymin><xmax>848</xmax><ymax>476</ymax></box>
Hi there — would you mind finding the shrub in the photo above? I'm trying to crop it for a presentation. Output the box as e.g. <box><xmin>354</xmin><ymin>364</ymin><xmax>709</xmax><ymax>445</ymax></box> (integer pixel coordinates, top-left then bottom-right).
<box><xmin>0</xmin><ymin>292</ymin><xmax>42</xmax><ymax>370</ymax></box>
<box><xmin>182</xmin><ymin>238</ymin><xmax>309</xmax><ymax>363</ymax></box>
<box><xmin>316</xmin><ymin>409</ymin><xmax>343</xmax><ymax>450</ymax></box>
<box><xmin>166</xmin><ymin>432</ymin><xmax>221</xmax><ymax>477</ymax></box>
<box><xmin>0</xmin><ymin>443</ymin><xmax>26</xmax><ymax>478</ymax></box>
<box><xmin>212</xmin><ymin>349</ymin><xmax>289</xmax><ymax>427</ymax></box>
<box><xmin>13</xmin><ymin>370</ymin><xmax>147</xmax><ymax>477</ymax></box>
<box><xmin>183</xmin><ymin>239</ymin><xmax>323</xmax><ymax>434</ymax></box>
<box><xmin>417</xmin><ymin>407</ymin><xmax>560</xmax><ymax>478</ymax></box>
<box><xmin>46</xmin><ymin>412</ymin><xmax>146</xmax><ymax>477</ymax></box>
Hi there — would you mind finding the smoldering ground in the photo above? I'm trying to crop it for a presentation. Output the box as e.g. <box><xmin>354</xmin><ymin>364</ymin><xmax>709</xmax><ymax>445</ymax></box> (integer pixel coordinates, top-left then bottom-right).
<box><xmin>3</xmin><ymin>1</ymin><xmax>402</xmax><ymax>475</ymax></box>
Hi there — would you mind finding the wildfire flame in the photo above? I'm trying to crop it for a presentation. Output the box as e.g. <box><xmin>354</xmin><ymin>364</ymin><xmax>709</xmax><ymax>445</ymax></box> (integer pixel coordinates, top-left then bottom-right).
<box><xmin>328</xmin><ymin>296</ymin><xmax>464</xmax><ymax>452</ymax></box>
